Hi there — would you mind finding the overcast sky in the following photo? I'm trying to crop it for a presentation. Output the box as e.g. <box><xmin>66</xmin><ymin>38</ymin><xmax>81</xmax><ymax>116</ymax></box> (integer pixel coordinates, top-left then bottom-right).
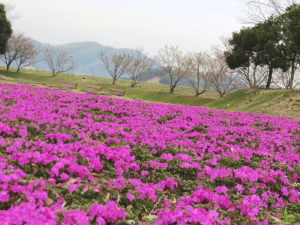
<box><xmin>6</xmin><ymin>0</ymin><xmax>245</xmax><ymax>55</ymax></box>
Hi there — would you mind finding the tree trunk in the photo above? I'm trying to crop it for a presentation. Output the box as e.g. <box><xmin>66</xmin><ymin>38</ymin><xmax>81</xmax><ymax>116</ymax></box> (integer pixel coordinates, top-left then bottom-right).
<box><xmin>218</xmin><ymin>91</ymin><xmax>225</xmax><ymax>98</ymax></box>
<box><xmin>131</xmin><ymin>81</ymin><xmax>136</xmax><ymax>87</ymax></box>
<box><xmin>112</xmin><ymin>79</ymin><xmax>116</xmax><ymax>84</ymax></box>
<box><xmin>6</xmin><ymin>63</ymin><xmax>11</xmax><ymax>71</ymax></box>
<box><xmin>289</xmin><ymin>61</ymin><xmax>296</xmax><ymax>89</ymax></box>
<box><xmin>252</xmin><ymin>65</ymin><xmax>257</xmax><ymax>88</ymax></box>
<box><xmin>195</xmin><ymin>90</ymin><xmax>205</xmax><ymax>96</ymax></box>
<box><xmin>266</xmin><ymin>66</ymin><xmax>273</xmax><ymax>89</ymax></box>
<box><xmin>170</xmin><ymin>85</ymin><xmax>176</xmax><ymax>93</ymax></box>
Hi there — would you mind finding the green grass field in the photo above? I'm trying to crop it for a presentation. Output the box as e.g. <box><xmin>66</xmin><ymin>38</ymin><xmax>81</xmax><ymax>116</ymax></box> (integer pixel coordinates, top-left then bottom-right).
<box><xmin>0</xmin><ymin>66</ymin><xmax>217</xmax><ymax>107</ymax></box>
<box><xmin>206</xmin><ymin>88</ymin><xmax>300</xmax><ymax>120</ymax></box>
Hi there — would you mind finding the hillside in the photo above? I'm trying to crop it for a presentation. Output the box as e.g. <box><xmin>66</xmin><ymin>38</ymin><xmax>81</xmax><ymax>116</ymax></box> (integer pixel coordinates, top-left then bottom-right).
<box><xmin>0</xmin><ymin>66</ymin><xmax>218</xmax><ymax>106</ymax></box>
<box><xmin>205</xmin><ymin>88</ymin><xmax>300</xmax><ymax>120</ymax></box>
<box><xmin>1</xmin><ymin>65</ymin><xmax>300</xmax><ymax>121</ymax></box>
<box><xmin>0</xmin><ymin>81</ymin><xmax>300</xmax><ymax>224</ymax></box>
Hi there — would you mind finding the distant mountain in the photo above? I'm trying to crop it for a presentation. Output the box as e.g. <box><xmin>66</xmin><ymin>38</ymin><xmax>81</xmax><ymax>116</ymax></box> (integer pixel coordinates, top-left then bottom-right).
<box><xmin>33</xmin><ymin>41</ymin><xmax>140</xmax><ymax>79</ymax></box>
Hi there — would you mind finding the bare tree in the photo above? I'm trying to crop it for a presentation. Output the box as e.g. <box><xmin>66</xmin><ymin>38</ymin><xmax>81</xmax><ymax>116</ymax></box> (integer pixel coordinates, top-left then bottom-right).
<box><xmin>44</xmin><ymin>46</ymin><xmax>76</xmax><ymax>76</ymax></box>
<box><xmin>238</xmin><ymin>0</ymin><xmax>299</xmax><ymax>24</ymax></box>
<box><xmin>155</xmin><ymin>45</ymin><xmax>192</xmax><ymax>93</ymax></box>
<box><xmin>3</xmin><ymin>3</ymin><xmax>20</xmax><ymax>22</ymax></box>
<box><xmin>235</xmin><ymin>64</ymin><xmax>269</xmax><ymax>88</ymax></box>
<box><xmin>14</xmin><ymin>36</ymin><xmax>41</xmax><ymax>72</ymax></box>
<box><xmin>99</xmin><ymin>52</ymin><xmax>132</xmax><ymax>84</ymax></box>
<box><xmin>126</xmin><ymin>47</ymin><xmax>154</xmax><ymax>87</ymax></box>
<box><xmin>185</xmin><ymin>51</ymin><xmax>212</xmax><ymax>96</ymax></box>
<box><xmin>273</xmin><ymin>67</ymin><xmax>300</xmax><ymax>88</ymax></box>
<box><xmin>0</xmin><ymin>32</ymin><xmax>32</xmax><ymax>71</ymax></box>
<box><xmin>209</xmin><ymin>45</ymin><xmax>241</xmax><ymax>97</ymax></box>
<box><xmin>218</xmin><ymin>35</ymin><xmax>268</xmax><ymax>88</ymax></box>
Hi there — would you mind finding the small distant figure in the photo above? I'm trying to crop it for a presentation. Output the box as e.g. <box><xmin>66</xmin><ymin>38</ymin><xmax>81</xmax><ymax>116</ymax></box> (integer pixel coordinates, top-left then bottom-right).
<box><xmin>81</xmin><ymin>77</ymin><xmax>85</xmax><ymax>81</ymax></box>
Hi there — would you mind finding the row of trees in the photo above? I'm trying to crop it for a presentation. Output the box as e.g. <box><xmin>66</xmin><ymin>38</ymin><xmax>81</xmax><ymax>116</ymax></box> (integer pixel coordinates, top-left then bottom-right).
<box><xmin>99</xmin><ymin>45</ymin><xmax>240</xmax><ymax>97</ymax></box>
<box><xmin>99</xmin><ymin>0</ymin><xmax>300</xmax><ymax>96</ymax></box>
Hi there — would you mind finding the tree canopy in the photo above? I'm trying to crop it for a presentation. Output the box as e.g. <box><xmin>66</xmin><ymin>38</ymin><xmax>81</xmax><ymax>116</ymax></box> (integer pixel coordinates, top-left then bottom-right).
<box><xmin>0</xmin><ymin>4</ymin><xmax>12</xmax><ymax>54</ymax></box>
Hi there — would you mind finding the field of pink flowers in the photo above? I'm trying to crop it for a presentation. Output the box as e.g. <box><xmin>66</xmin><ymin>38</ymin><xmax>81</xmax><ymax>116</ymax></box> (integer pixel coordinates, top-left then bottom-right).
<box><xmin>0</xmin><ymin>82</ymin><xmax>300</xmax><ymax>224</ymax></box>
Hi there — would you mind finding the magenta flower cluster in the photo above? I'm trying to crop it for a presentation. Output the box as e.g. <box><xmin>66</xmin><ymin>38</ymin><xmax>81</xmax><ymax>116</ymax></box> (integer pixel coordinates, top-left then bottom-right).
<box><xmin>0</xmin><ymin>82</ymin><xmax>300</xmax><ymax>224</ymax></box>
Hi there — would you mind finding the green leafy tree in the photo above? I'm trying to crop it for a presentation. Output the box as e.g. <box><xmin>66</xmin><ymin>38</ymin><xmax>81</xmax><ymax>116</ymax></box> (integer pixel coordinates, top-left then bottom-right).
<box><xmin>279</xmin><ymin>4</ymin><xmax>300</xmax><ymax>88</ymax></box>
<box><xmin>225</xmin><ymin>27</ymin><xmax>265</xmax><ymax>88</ymax></box>
<box><xmin>256</xmin><ymin>16</ymin><xmax>289</xmax><ymax>88</ymax></box>
<box><xmin>0</xmin><ymin>4</ymin><xmax>12</xmax><ymax>54</ymax></box>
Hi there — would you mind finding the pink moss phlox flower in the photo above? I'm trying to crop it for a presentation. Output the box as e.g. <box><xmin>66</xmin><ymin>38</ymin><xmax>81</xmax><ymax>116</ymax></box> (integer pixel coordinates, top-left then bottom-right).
<box><xmin>83</xmin><ymin>185</ymin><xmax>89</xmax><ymax>191</ymax></box>
<box><xmin>292</xmin><ymin>174</ymin><xmax>299</xmax><ymax>182</ymax></box>
<box><xmin>50</xmin><ymin>162</ymin><xmax>64</xmax><ymax>177</ymax></box>
<box><xmin>235</xmin><ymin>184</ymin><xmax>244</xmax><ymax>194</ymax></box>
<box><xmin>149</xmin><ymin>160</ymin><xmax>168</xmax><ymax>170</ymax></box>
<box><xmin>60</xmin><ymin>172</ymin><xmax>70</xmax><ymax>181</ymax></box>
<box><xmin>115</xmin><ymin>167</ymin><xmax>123</xmax><ymax>175</ymax></box>
<box><xmin>0</xmin><ymin>190</ymin><xmax>9</xmax><ymax>202</ymax></box>
<box><xmin>165</xmin><ymin>177</ymin><xmax>178</xmax><ymax>190</ymax></box>
<box><xmin>215</xmin><ymin>186</ymin><xmax>228</xmax><ymax>195</ymax></box>
<box><xmin>114</xmin><ymin>176</ymin><xmax>125</xmax><ymax>189</ymax></box>
<box><xmin>63</xmin><ymin>209</ymin><xmax>89</xmax><ymax>225</ymax></box>
<box><xmin>175</xmin><ymin>154</ymin><xmax>191</xmax><ymax>162</ymax></box>
<box><xmin>0</xmin><ymin>202</ymin><xmax>57</xmax><ymax>224</ymax></box>
<box><xmin>151</xmin><ymin>149</ymin><xmax>157</xmax><ymax>154</ymax></box>
<box><xmin>93</xmin><ymin>185</ymin><xmax>101</xmax><ymax>191</ymax></box>
<box><xmin>249</xmin><ymin>187</ymin><xmax>257</xmax><ymax>194</ymax></box>
<box><xmin>48</xmin><ymin>178</ymin><xmax>56</xmax><ymax>185</ymax></box>
<box><xmin>161</xmin><ymin>199</ymin><xmax>170</xmax><ymax>208</ymax></box>
<box><xmin>273</xmin><ymin>197</ymin><xmax>285</xmax><ymax>208</ymax></box>
<box><xmin>181</xmin><ymin>163</ymin><xmax>191</xmax><ymax>169</ymax></box>
<box><xmin>191</xmin><ymin>162</ymin><xmax>201</xmax><ymax>170</ymax></box>
<box><xmin>7</xmin><ymin>165</ymin><xmax>14</xmax><ymax>171</ymax></box>
<box><xmin>160</xmin><ymin>153</ymin><xmax>173</xmax><ymax>160</ymax></box>
<box><xmin>127</xmin><ymin>192</ymin><xmax>134</xmax><ymax>201</ymax></box>
<box><xmin>281</xmin><ymin>186</ymin><xmax>289</xmax><ymax>196</ymax></box>
<box><xmin>289</xmin><ymin>189</ymin><xmax>300</xmax><ymax>203</ymax></box>
<box><xmin>236</xmin><ymin>195</ymin><xmax>265</xmax><ymax>219</ymax></box>
<box><xmin>89</xmin><ymin>201</ymin><xmax>126</xmax><ymax>223</ymax></box>
<box><xmin>69</xmin><ymin>182</ymin><xmax>78</xmax><ymax>193</ymax></box>
<box><xmin>141</xmin><ymin>170</ymin><xmax>149</xmax><ymax>176</ymax></box>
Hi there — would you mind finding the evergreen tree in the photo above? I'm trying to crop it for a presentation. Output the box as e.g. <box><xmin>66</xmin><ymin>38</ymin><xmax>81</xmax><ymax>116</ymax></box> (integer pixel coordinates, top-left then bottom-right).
<box><xmin>0</xmin><ymin>4</ymin><xmax>12</xmax><ymax>54</ymax></box>
<box><xmin>255</xmin><ymin>16</ymin><xmax>289</xmax><ymax>88</ymax></box>
<box><xmin>279</xmin><ymin>4</ymin><xmax>300</xmax><ymax>88</ymax></box>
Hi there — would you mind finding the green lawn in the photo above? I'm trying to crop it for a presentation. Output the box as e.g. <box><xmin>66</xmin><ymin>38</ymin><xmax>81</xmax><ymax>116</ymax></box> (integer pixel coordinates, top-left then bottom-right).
<box><xmin>0</xmin><ymin>66</ymin><xmax>217</xmax><ymax>107</ymax></box>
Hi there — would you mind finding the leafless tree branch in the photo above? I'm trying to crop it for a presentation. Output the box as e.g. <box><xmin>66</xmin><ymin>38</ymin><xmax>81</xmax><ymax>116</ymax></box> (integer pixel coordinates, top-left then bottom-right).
<box><xmin>44</xmin><ymin>46</ymin><xmax>76</xmax><ymax>76</ymax></box>
<box><xmin>126</xmin><ymin>47</ymin><xmax>154</xmax><ymax>87</ymax></box>
<box><xmin>237</xmin><ymin>0</ymin><xmax>299</xmax><ymax>24</ymax></box>
<box><xmin>99</xmin><ymin>52</ymin><xmax>132</xmax><ymax>84</ymax></box>
<box><xmin>154</xmin><ymin>45</ymin><xmax>192</xmax><ymax>93</ymax></box>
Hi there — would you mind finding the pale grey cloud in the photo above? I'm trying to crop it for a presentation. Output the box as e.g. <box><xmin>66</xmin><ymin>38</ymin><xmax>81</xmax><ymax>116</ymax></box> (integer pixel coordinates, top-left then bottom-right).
<box><xmin>5</xmin><ymin>0</ymin><xmax>244</xmax><ymax>55</ymax></box>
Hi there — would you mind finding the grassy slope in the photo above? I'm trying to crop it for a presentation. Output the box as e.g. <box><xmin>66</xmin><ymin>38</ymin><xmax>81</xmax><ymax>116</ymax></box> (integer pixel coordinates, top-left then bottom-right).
<box><xmin>205</xmin><ymin>88</ymin><xmax>300</xmax><ymax>120</ymax></box>
<box><xmin>2</xmin><ymin>66</ymin><xmax>300</xmax><ymax>120</ymax></box>
<box><xmin>0</xmin><ymin>66</ymin><xmax>216</xmax><ymax>107</ymax></box>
